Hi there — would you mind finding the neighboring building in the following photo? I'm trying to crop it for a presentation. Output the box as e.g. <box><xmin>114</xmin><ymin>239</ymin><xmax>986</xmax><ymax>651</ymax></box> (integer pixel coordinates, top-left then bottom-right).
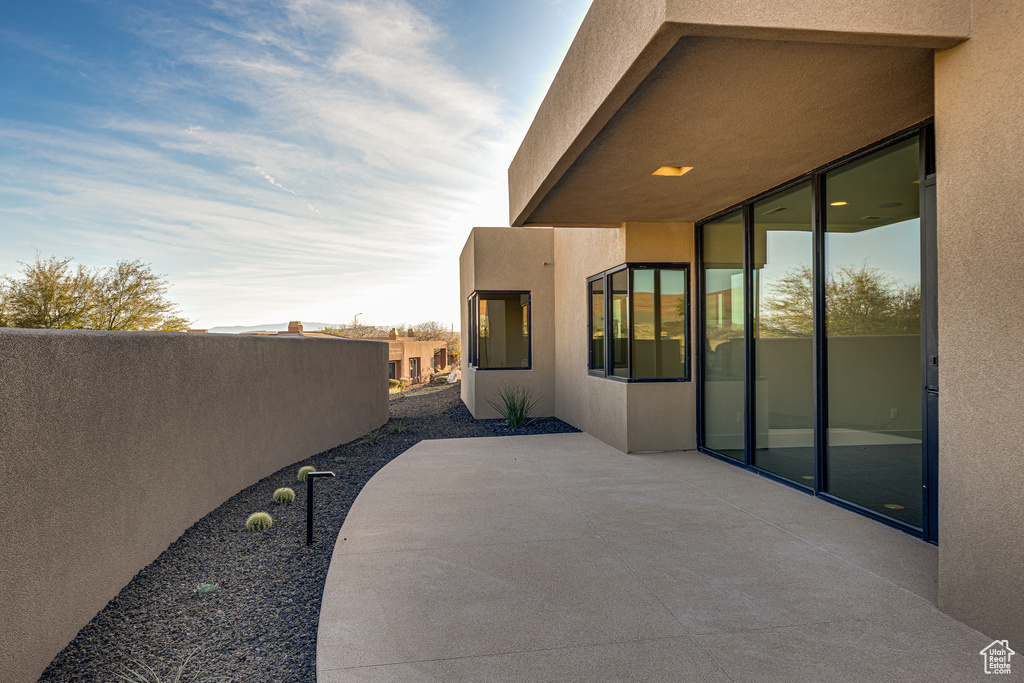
<box><xmin>371</xmin><ymin>329</ymin><xmax>448</xmax><ymax>384</ymax></box>
<box><xmin>460</xmin><ymin>0</ymin><xmax>1022</xmax><ymax>646</ymax></box>
<box><xmin>240</xmin><ymin>320</ymin><xmax>338</xmax><ymax>338</ymax></box>
<box><xmin>243</xmin><ymin>322</ymin><xmax>449</xmax><ymax>384</ymax></box>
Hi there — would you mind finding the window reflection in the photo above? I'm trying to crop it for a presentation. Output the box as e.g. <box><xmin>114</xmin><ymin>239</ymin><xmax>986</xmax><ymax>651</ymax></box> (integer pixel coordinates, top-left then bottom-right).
<box><xmin>825</xmin><ymin>137</ymin><xmax>922</xmax><ymax>526</ymax></box>
<box><xmin>752</xmin><ymin>181</ymin><xmax>814</xmax><ymax>484</ymax></box>
<box><xmin>632</xmin><ymin>268</ymin><xmax>688</xmax><ymax>378</ymax></box>
<box><xmin>702</xmin><ymin>209</ymin><xmax>745</xmax><ymax>460</ymax></box>
<box><xmin>610</xmin><ymin>269</ymin><xmax>629</xmax><ymax>378</ymax></box>
<box><xmin>474</xmin><ymin>292</ymin><xmax>531</xmax><ymax>369</ymax></box>
<box><xmin>589</xmin><ymin>278</ymin><xmax>605</xmax><ymax>371</ymax></box>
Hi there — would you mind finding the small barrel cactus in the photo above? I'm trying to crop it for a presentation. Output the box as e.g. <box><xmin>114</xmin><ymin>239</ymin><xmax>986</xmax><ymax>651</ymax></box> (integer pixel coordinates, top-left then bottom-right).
<box><xmin>273</xmin><ymin>487</ymin><xmax>295</xmax><ymax>505</ymax></box>
<box><xmin>297</xmin><ymin>466</ymin><xmax>316</xmax><ymax>482</ymax></box>
<box><xmin>245</xmin><ymin>512</ymin><xmax>273</xmax><ymax>531</ymax></box>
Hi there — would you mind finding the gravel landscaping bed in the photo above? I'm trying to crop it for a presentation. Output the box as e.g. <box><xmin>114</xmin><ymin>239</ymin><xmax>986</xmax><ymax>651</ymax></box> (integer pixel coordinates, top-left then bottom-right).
<box><xmin>39</xmin><ymin>383</ymin><xmax>578</xmax><ymax>682</ymax></box>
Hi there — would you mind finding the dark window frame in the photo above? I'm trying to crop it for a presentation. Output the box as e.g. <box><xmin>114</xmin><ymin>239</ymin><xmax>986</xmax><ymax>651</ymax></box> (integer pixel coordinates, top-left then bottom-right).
<box><xmin>587</xmin><ymin>263</ymin><xmax>691</xmax><ymax>382</ymax></box>
<box><xmin>467</xmin><ymin>290</ymin><xmax>533</xmax><ymax>371</ymax></box>
<box><xmin>694</xmin><ymin>120</ymin><xmax>937</xmax><ymax>543</ymax></box>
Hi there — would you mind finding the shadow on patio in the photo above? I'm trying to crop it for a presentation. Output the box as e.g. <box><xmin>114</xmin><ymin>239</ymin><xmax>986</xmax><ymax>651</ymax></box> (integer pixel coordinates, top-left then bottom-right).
<box><xmin>317</xmin><ymin>433</ymin><xmax>990</xmax><ymax>682</ymax></box>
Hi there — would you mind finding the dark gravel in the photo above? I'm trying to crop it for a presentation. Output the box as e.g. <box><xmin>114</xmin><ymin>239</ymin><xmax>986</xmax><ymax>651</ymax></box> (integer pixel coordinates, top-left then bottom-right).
<box><xmin>39</xmin><ymin>383</ymin><xmax>578</xmax><ymax>682</ymax></box>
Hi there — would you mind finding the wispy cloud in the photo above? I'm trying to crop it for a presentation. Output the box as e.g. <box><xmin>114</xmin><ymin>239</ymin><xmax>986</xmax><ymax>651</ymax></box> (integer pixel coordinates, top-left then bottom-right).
<box><xmin>0</xmin><ymin>0</ymin><xmax>527</xmax><ymax>326</ymax></box>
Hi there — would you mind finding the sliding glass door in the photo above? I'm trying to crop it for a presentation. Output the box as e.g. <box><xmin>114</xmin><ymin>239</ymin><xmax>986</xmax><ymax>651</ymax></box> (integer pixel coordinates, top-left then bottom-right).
<box><xmin>824</xmin><ymin>137</ymin><xmax>922</xmax><ymax>526</ymax></box>
<box><xmin>697</xmin><ymin>126</ymin><xmax>935</xmax><ymax>539</ymax></box>
<box><xmin>752</xmin><ymin>181</ymin><xmax>814</xmax><ymax>485</ymax></box>
<box><xmin>701</xmin><ymin>209</ymin><xmax>745</xmax><ymax>460</ymax></box>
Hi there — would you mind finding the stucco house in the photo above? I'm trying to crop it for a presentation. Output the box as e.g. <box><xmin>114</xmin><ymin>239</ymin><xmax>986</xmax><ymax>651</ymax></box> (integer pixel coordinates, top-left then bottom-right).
<box><xmin>372</xmin><ymin>329</ymin><xmax>448</xmax><ymax>384</ymax></box>
<box><xmin>460</xmin><ymin>0</ymin><xmax>1022</xmax><ymax>645</ymax></box>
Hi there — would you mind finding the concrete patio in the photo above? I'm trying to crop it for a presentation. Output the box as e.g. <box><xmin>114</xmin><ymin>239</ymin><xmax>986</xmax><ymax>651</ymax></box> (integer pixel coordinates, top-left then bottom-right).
<box><xmin>317</xmin><ymin>433</ymin><xmax>994</xmax><ymax>681</ymax></box>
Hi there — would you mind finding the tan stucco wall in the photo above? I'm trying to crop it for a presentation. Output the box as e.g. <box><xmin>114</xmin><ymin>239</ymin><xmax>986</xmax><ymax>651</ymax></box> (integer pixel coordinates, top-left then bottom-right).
<box><xmin>459</xmin><ymin>229</ymin><xmax>476</xmax><ymax>410</ymax></box>
<box><xmin>552</xmin><ymin>227</ymin><xmax>629</xmax><ymax>450</ymax></box>
<box><xmin>934</xmin><ymin>0</ymin><xmax>1024</xmax><ymax>645</ymax></box>
<box><xmin>624</xmin><ymin>222</ymin><xmax>697</xmax><ymax>451</ymax></box>
<box><xmin>0</xmin><ymin>330</ymin><xmax>388</xmax><ymax>682</ymax></box>
<box><xmin>460</xmin><ymin>227</ymin><xmax>555</xmax><ymax>420</ymax></box>
<box><xmin>551</xmin><ymin>222</ymin><xmax>696</xmax><ymax>453</ymax></box>
<box><xmin>510</xmin><ymin>0</ymin><xmax>969</xmax><ymax>226</ymax></box>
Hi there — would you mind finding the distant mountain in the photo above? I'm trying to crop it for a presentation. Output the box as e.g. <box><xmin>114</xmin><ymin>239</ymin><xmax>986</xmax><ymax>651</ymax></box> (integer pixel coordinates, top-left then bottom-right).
<box><xmin>207</xmin><ymin>322</ymin><xmax>341</xmax><ymax>334</ymax></box>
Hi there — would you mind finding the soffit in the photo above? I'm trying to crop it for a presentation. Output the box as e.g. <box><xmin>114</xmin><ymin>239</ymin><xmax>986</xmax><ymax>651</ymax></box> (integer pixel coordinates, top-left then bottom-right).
<box><xmin>521</xmin><ymin>36</ymin><xmax>934</xmax><ymax>226</ymax></box>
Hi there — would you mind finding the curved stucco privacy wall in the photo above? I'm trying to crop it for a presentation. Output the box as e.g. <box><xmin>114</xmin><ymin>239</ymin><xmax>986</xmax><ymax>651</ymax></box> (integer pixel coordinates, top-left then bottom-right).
<box><xmin>0</xmin><ymin>329</ymin><xmax>388</xmax><ymax>682</ymax></box>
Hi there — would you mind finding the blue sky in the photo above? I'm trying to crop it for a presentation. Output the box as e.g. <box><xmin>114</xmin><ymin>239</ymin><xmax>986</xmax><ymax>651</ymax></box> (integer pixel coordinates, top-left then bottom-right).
<box><xmin>0</xmin><ymin>0</ymin><xmax>592</xmax><ymax>329</ymax></box>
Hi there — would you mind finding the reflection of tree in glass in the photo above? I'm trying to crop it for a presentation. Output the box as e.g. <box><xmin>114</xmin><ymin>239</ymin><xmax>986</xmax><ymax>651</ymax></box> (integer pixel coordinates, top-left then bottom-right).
<box><xmin>760</xmin><ymin>264</ymin><xmax>919</xmax><ymax>337</ymax></box>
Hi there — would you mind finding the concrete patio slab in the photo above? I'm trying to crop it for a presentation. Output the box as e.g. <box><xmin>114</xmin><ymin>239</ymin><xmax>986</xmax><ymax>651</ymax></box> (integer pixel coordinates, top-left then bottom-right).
<box><xmin>318</xmin><ymin>636</ymin><xmax>730</xmax><ymax>683</ymax></box>
<box><xmin>317</xmin><ymin>433</ymin><xmax>995</xmax><ymax>682</ymax></box>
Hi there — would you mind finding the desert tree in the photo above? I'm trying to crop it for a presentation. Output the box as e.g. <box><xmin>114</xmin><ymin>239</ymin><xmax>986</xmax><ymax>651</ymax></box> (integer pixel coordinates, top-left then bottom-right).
<box><xmin>2</xmin><ymin>254</ymin><xmax>97</xmax><ymax>329</ymax></box>
<box><xmin>2</xmin><ymin>253</ymin><xmax>191</xmax><ymax>331</ymax></box>
<box><xmin>90</xmin><ymin>258</ymin><xmax>190</xmax><ymax>331</ymax></box>
<box><xmin>411</xmin><ymin>320</ymin><xmax>460</xmax><ymax>363</ymax></box>
<box><xmin>759</xmin><ymin>263</ymin><xmax>919</xmax><ymax>338</ymax></box>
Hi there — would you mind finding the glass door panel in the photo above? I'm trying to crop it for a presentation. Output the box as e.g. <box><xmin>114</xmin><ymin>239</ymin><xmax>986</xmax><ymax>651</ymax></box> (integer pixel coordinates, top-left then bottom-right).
<box><xmin>752</xmin><ymin>181</ymin><xmax>814</xmax><ymax>485</ymax></box>
<box><xmin>702</xmin><ymin>209</ymin><xmax>745</xmax><ymax>460</ymax></box>
<box><xmin>824</xmin><ymin>137</ymin><xmax>922</xmax><ymax>526</ymax></box>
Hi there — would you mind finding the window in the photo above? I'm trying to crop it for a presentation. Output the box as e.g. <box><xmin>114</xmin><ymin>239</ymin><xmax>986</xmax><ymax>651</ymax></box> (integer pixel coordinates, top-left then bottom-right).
<box><xmin>588</xmin><ymin>264</ymin><xmax>690</xmax><ymax>381</ymax></box>
<box><xmin>388</xmin><ymin>361</ymin><xmax>397</xmax><ymax>380</ymax></box>
<box><xmin>588</xmin><ymin>278</ymin><xmax>604</xmax><ymax>371</ymax></box>
<box><xmin>409</xmin><ymin>357</ymin><xmax>420</xmax><ymax>380</ymax></box>
<box><xmin>467</xmin><ymin>291</ymin><xmax>531</xmax><ymax>369</ymax></box>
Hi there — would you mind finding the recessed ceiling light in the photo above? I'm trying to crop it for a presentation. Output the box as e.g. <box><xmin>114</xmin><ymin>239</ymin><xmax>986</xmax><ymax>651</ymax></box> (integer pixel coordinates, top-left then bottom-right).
<box><xmin>652</xmin><ymin>166</ymin><xmax>693</xmax><ymax>177</ymax></box>
<box><xmin>879</xmin><ymin>202</ymin><xmax>903</xmax><ymax>208</ymax></box>
<box><xmin>830</xmin><ymin>201</ymin><xmax>847</xmax><ymax>206</ymax></box>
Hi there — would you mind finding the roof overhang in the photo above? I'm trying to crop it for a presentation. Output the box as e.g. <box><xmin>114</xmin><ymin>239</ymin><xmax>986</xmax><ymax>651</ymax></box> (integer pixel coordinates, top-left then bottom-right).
<box><xmin>509</xmin><ymin>0</ymin><xmax>970</xmax><ymax>227</ymax></box>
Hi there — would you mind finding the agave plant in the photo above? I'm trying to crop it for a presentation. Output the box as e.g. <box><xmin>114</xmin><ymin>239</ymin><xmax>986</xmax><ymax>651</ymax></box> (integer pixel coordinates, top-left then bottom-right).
<box><xmin>115</xmin><ymin>648</ymin><xmax>233</xmax><ymax>682</ymax></box>
<box><xmin>485</xmin><ymin>383</ymin><xmax>540</xmax><ymax>428</ymax></box>
<box><xmin>359</xmin><ymin>428</ymin><xmax>382</xmax><ymax>445</ymax></box>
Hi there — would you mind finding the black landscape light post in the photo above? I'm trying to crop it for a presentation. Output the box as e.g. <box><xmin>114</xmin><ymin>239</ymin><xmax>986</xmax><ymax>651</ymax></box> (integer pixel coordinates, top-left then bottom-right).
<box><xmin>306</xmin><ymin>471</ymin><xmax>336</xmax><ymax>546</ymax></box>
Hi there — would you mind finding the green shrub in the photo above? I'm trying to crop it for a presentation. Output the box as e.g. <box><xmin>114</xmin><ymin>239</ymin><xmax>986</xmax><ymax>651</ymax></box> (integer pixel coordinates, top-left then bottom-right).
<box><xmin>399</xmin><ymin>378</ymin><xmax>409</xmax><ymax>389</ymax></box>
<box><xmin>193</xmin><ymin>582</ymin><xmax>219</xmax><ymax>595</ymax></box>
<box><xmin>359</xmin><ymin>428</ymin><xmax>382</xmax><ymax>445</ymax></box>
<box><xmin>116</xmin><ymin>648</ymin><xmax>232</xmax><ymax>682</ymax></box>
<box><xmin>273</xmin><ymin>487</ymin><xmax>295</xmax><ymax>505</ymax></box>
<box><xmin>389</xmin><ymin>420</ymin><xmax>406</xmax><ymax>434</ymax></box>
<box><xmin>245</xmin><ymin>512</ymin><xmax>273</xmax><ymax>531</ymax></box>
<box><xmin>485</xmin><ymin>384</ymin><xmax>540</xmax><ymax>428</ymax></box>
<box><xmin>297</xmin><ymin>465</ymin><xmax>316</xmax><ymax>482</ymax></box>
<box><xmin>388</xmin><ymin>378</ymin><xmax>401</xmax><ymax>388</ymax></box>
